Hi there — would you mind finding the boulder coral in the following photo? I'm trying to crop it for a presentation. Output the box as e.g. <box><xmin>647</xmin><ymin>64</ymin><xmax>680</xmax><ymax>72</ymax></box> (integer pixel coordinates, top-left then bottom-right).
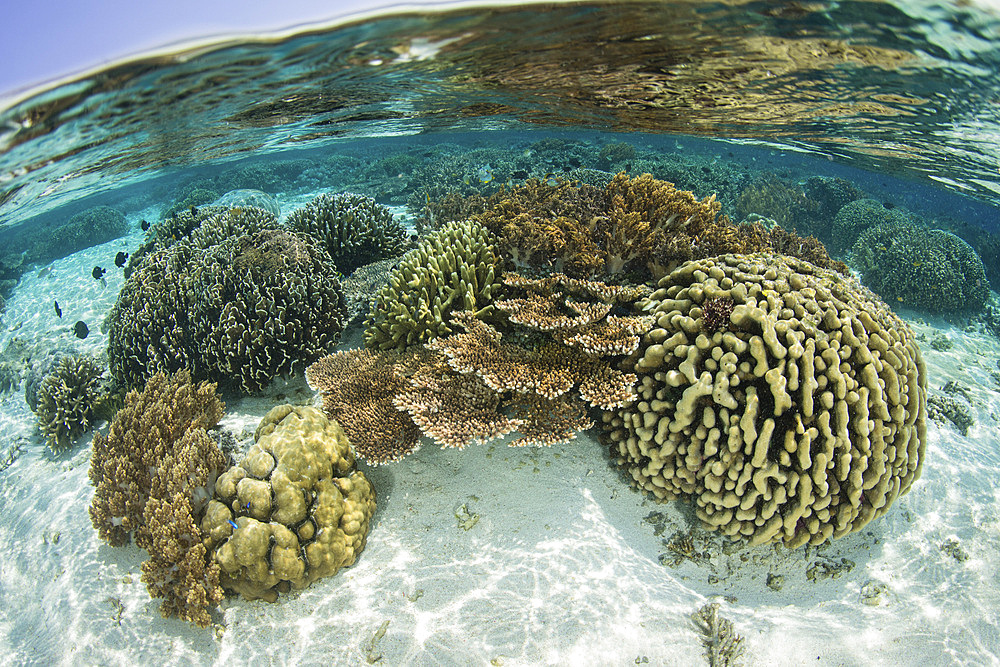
<box><xmin>201</xmin><ymin>405</ymin><xmax>376</xmax><ymax>602</ymax></box>
<box><xmin>602</xmin><ymin>254</ymin><xmax>926</xmax><ymax>547</ymax></box>
<box><xmin>831</xmin><ymin>198</ymin><xmax>906</xmax><ymax>255</ymax></box>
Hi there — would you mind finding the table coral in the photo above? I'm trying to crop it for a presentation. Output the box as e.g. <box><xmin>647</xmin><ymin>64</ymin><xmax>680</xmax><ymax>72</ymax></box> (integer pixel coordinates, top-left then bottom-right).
<box><xmin>202</xmin><ymin>405</ymin><xmax>376</xmax><ymax>602</ymax></box>
<box><xmin>602</xmin><ymin>254</ymin><xmax>926</xmax><ymax>547</ymax></box>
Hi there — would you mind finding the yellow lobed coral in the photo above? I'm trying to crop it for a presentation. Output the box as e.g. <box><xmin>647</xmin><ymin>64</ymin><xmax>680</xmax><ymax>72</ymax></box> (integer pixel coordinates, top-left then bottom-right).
<box><xmin>202</xmin><ymin>405</ymin><xmax>376</xmax><ymax>602</ymax></box>
<box><xmin>602</xmin><ymin>254</ymin><xmax>926</xmax><ymax>548</ymax></box>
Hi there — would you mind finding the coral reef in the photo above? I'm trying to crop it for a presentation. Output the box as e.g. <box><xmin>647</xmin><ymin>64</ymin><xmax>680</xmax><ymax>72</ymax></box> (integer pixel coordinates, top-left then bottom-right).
<box><xmin>201</xmin><ymin>405</ymin><xmax>376</xmax><ymax>602</ymax></box>
<box><xmin>286</xmin><ymin>192</ymin><xmax>407</xmax><ymax>275</ymax></box>
<box><xmin>314</xmin><ymin>272</ymin><xmax>651</xmax><ymax>462</ymax></box>
<box><xmin>88</xmin><ymin>371</ymin><xmax>227</xmax><ymax>627</ymax></box>
<box><xmin>851</xmin><ymin>219</ymin><xmax>989</xmax><ymax>315</ymax></box>
<box><xmin>212</xmin><ymin>189</ymin><xmax>280</xmax><ymax>217</ymax></box>
<box><xmin>832</xmin><ymin>199</ymin><xmax>907</xmax><ymax>255</ymax></box>
<box><xmin>602</xmin><ymin>254</ymin><xmax>926</xmax><ymax>547</ymax></box>
<box><xmin>801</xmin><ymin>175</ymin><xmax>863</xmax><ymax>239</ymax></box>
<box><xmin>34</xmin><ymin>354</ymin><xmax>106</xmax><ymax>453</ymax></box>
<box><xmin>109</xmin><ymin>227</ymin><xmax>347</xmax><ymax>394</ymax></box>
<box><xmin>364</xmin><ymin>218</ymin><xmax>501</xmax><ymax>351</ymax></box>
<box><xmin>734</xmin><ymin>174</ymin><xmax>821</xmax><ymax>235</ymax></box>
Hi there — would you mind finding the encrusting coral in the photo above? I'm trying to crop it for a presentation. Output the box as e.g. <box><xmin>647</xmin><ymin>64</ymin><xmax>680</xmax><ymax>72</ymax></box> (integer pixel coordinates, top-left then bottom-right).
<box><xmin>286</xmin><ymin>192</ymin><xmax>408</xmax><ymax>275</ymax></box>
<box><xmin>88</xmin><ymin>370</ymin><xmax>227</xmax><ymax>627</ymax></box>
<box><xmin>602</xmin><ymin>253</ymin><xmax>926</xmax><ymax>547</ymax></box>
<box><xmin>33</xmin><ymin>354</ymin><xmax>106</xmax><ymax>453</ymax></box>
<box><xmin>201</xmin><ymin>405</ymin><xmax>376</xmax><ymax>602</ymax></box>
<box><xmin>364</xmin><ymin>218</ymin><xmax>501</xmax><ymax>351</ymax></box>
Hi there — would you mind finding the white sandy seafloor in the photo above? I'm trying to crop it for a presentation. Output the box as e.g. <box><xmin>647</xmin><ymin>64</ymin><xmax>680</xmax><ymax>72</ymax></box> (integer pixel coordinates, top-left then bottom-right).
<box><xmin>1</xmin><ymin>210</ymin><xmax>1000</xmax><ymax>666</ymax></box>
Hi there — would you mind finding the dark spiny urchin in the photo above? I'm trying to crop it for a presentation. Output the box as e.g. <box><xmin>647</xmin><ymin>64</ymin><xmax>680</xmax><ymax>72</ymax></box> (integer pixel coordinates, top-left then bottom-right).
<box><xmin>702</xmin><ymin>296</ymin><xmax>735</xmax><ymax>332</ymax></box>
<box><xmin>35</xmin><ymin>354</ymin><xmax>106</xmax><ymax>453</ymax></box>
<box><xmin>286</xmin><ymin>192</ymin><xmax>407</xmax><ymax>275</ymax></box>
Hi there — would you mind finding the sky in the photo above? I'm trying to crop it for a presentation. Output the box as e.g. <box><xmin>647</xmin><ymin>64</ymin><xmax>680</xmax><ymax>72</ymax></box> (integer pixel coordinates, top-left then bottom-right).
<box><xmin>0</xmin><ymin>0</ymin><xmax>425</xmax><ymax>99</ymax></box>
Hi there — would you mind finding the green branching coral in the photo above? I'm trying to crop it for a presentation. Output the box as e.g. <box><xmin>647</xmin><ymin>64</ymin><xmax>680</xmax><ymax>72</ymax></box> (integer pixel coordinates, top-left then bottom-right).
<box><xmin>109</xmin><ymin>226</ymin><xmax>347</xmax><ymax>394</ymax></box>
<box><xmin>287</xmin><ymin>192</ymin><xmax>407</xmax><ymax>275</ymax></box>
<box><xmin>364</xmin><ymin>218</ymin><xmax>502</xmax><ymax>351</ymax></box>
<box><xmin>34</xmin><ymin>354</ymin><xmax>106</xmax><ymax>453</ymax></box>
<box><xmin>851</xmin><ymin>219</ymin><xmax>989</xmax><ymax>315</ymax></box>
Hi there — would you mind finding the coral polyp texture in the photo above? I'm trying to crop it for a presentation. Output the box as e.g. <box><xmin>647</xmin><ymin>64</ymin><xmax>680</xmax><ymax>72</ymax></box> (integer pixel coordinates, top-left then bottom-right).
<box><xmin>287</xmin><ymin>192</ymin><xmax>407</xmax><ymax>275</ymax></box>
<box><xmin>364</xmin><ymin>218</ymin><xmax>501</xmax><ymax>351</ymax></box>
<box><xmin>109</xmin><ymin>223</ymin><xmax>347</xmax><ymax>394</ymax></box>
<box><xmin>602</xmin><ymin>254</ymin><xmax>926</xmax><ymax>547</ymax></box>
<box><xmin>34</xmin><ymin>354</ymin><xmax>106</xmax><ymax>453</ymax></box>
<box><xmin>851</xmin><ymin>218</ymin><xmax>989</xmax><ymax>315</ymax></box>
<box><xmin>88</xmin><ymin>370</ymin><xmax>227</xmax><ymax>627</ymax></box>
<box><xmin>201</xmin><ymin>405</ymin><xmax>376</xmax><ymax>602</ymax></box>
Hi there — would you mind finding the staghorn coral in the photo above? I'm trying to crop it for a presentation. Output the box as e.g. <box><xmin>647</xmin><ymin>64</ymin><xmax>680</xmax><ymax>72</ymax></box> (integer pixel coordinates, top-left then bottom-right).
<box><xmin>306</xmin><ymin>348</ymin><xmax>423</xmax><ymax>464</ymax></box>
<box><xmin>34</xmin><ymin>354</ymin><xmax>106</xmax><ymax>453</ymax></box>
<box><xmin>475</xmin><ymin>177</ymin><xmax>608</xmax><ymax>276</ymax></box>
<box><xmin>851</xmin><ymin>218</ymin><xmax>989</xmax><ymax>315</ymax></box>
<box><xmin>598</xmin><ymin>172</ymin><xmax>722</xmax><ymax>274</ymax></box>
<box><xmin>603</xmin><ymin>254</ymin><xmax>926</xmax><ymax>547</ymax></box>
<box><xmin>88</xmin><ymin>370</ymin><xmax>227</xmax><ymax>627</ymax></box>
<box><xmin>202</xmin><ymin>405</ymin><xmax>376</xmax><ymax>602</ymax></box>
<box><xmin>364</xmin><ymin>218</ymin><xmax>501</xmax><ymax>351</ymax></box>
<box><xmin>286</xmin><ymin>192</ymin><xmax>407</xmax><ymax>275</ymax></box>
<box><xmin>691</xmin><ymin>602</ymin><xmax>746</xmax><ymax>667</ymax></box>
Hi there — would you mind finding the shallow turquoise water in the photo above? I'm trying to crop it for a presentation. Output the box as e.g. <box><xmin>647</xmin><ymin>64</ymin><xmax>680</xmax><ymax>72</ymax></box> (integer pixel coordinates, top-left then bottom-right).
<box><xmin>1</xmin><ymin>2</ymin><xmax>1000</xmax><ymax>665</ymax></box>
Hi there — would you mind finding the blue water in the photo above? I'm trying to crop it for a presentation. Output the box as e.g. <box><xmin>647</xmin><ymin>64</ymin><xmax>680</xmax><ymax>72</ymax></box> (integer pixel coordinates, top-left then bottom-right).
<box><xmin>2</xmin><ymin>2</ymin><xmax>1000</xmax><ymax>665</ymax></box>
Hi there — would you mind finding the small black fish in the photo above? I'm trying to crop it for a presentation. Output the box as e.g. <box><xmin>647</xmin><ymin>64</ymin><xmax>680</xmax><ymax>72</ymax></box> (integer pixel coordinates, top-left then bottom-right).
<box><xmin>140</xmin><ymin>219</ymin><xmax>150</xmax><ymax>231</ymax></box>
<box><xmin>92</xmin><ymin>266</ymin><xmax>106</xmax><ymax>280</ymax></box>
<box><xmin>190</xmin><ymin>206</ymin><xmax>198</xmax><ymax>216</ymax></box>
<box><xmin>115</xmin><ymin>251</ymin><xmax>128</xmax><ymax>268</ymax></box>
<box><xmin>73</xmin><ymin>321</ymin><xmax>89</xmax><ymax>339</ymax></box>
<box><xmin>54</xmin><ymin>300</ymin><xmax>62</xmax><ymax>318</ymax></box>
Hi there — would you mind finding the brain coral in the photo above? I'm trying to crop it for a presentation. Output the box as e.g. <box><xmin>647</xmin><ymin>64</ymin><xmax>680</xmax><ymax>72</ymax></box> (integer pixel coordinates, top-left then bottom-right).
<box><xmin>602</xmin><ymin>254</ymin><xmax>926</xmax><ymax>547</ymax></box>
<box><xmin>831</xmin><ymin>199</ymin><xmax>906</xmax><ymax>255</ymax></box>
<box><xmin>202</xmin><ymin>405</ymin><xmax>376</xmax><ymax>602</ymax></box>
<box><xmin>851</xmin><ymin>219</ymin><xmax>989</xmax><ymax>315</ymax></box>
<box><xmin>364</xmin><ymin>218</ymin><xmax>501</xmax><ymax>351</ymax></box>
<box><xmin>287</xmin><ymin>192</ymin><xmax>407</xmax><ymax>275</ymax></box>
<box><xmin>34</xmin><ymin>354</ymin><xmax>106</xmax><ymax>453</ymax></box>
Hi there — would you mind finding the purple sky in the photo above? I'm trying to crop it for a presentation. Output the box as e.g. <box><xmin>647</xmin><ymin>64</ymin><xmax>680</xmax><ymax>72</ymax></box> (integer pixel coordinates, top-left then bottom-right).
<box><xmin>0</xmin><ymin>0</ymin><xmax>417</xmax><ymax>99</ymax></box>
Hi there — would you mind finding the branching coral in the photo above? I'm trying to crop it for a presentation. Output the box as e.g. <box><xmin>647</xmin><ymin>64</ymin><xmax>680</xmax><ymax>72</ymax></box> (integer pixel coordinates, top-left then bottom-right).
<box><xmin>364</xmin><ymin>218</ymin><xmax>501</xmax><ymax>351</ymax></box>
<box><xmin>34</xmin><ymin>354</ymin><xmax>106</xmax><ymax>453</ymax></box>
<box><xmin>88</xmin><ymin>370</ymin><xmax>227</xmax><ymax>627</ymax></box>
<box><xmin>286</xmin><ymin>192</ymin><xmax>407</xmax><ymax>274</ymax></box>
